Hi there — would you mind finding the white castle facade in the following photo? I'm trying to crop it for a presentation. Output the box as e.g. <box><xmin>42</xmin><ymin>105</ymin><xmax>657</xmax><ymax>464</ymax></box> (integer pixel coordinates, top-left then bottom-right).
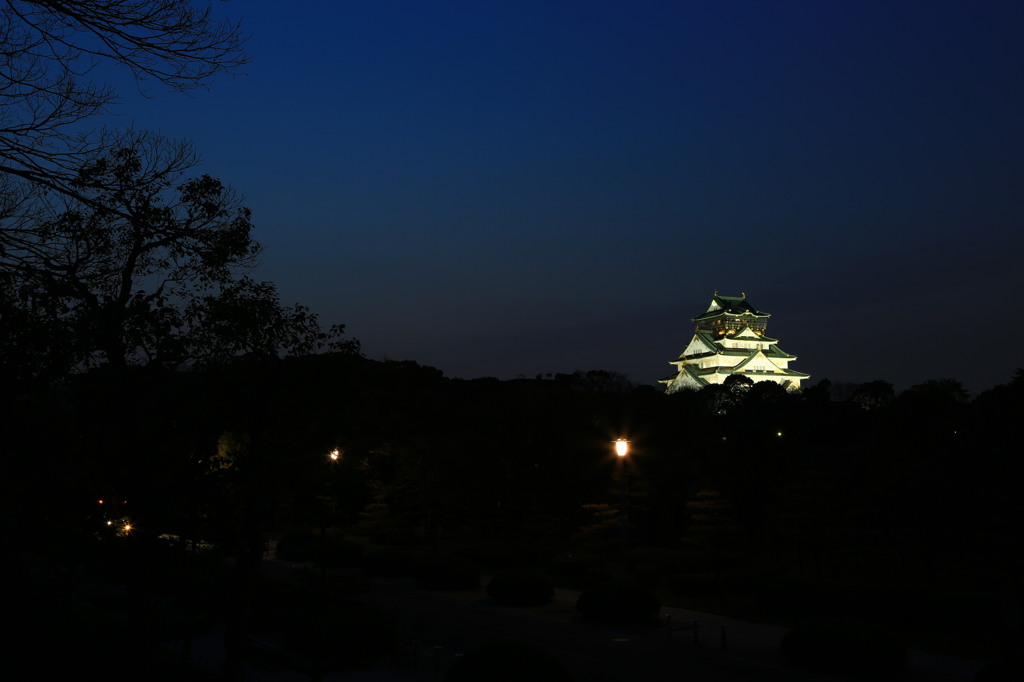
<box><xmin>661</xmin><ymin>292</ymin><xmax>809</xmax><ymax>393</ymax></box>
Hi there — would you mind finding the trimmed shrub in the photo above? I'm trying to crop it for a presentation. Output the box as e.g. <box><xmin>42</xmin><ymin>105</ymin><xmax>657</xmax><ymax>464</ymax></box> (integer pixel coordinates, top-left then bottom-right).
<box><xmin>274</xmin><ymin>531</ymin><xmax>320</xmax><ymax>562</ymax></box>
<box><xmin>445</xmin><ymin>540</ymin><xmax>534</xmax><ymax>569</ymax></box>
<box><xmin>548</xmin><ymin>551</ymin><xmax>612</xmax><ymax>589</ymax></box>
<box><xmin>576</xmin><ymin>581</ymin><xmax>660</xmax><ymax>623</ymax></box>
<box><xmin>486</xmin><ymin>570</ymin><xmax>554</xmax><ymax>606</ymax></box>
<box><xmin>667</xmin><ymin>572</ymin><xmax>716</xmax><ymax>596</ymax></box>
<box><xmin>630</xmin><ymin>564</ymin><xmax>665</xmax><ymax>590</ymax></box>
<box><xmin>275</xmin><ymin>531</ymin><xmax>364</xmax><ymax>567</ymax></box>
<box><xmin>626</xmin><ymin>546</ymin><xmax>687</xmax><ymax>574</ymax></box>
<box><xmin>781</xmin><ymin>617</ymin><xmax>907</xmax><ymax>676</ymax></box>
<box><xmin>362</xmin><ymin>547</ymin><xmax>422</xmax><ymax>578</ymax></box>
<box><xmin>416</xmin><ymin>555</ymin><xmax>480</xmax><ymax>591</ymax></box>
<box><xmin>445</xmin><ymin>641</ymin><xmax>570</xmax><ymax>682</ymax></box>
<box><xmin>321</xmin><ymin>539</ymin><xmax>364</xmax><ymax>568</ymax></box>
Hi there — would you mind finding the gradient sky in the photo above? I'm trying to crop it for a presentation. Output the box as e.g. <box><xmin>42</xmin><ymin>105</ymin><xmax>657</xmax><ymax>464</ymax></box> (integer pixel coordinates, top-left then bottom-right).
<box><xmin>110</xmin><ymin>0</ymin><xmax>1024</xmax><ymax>393</ymax></box>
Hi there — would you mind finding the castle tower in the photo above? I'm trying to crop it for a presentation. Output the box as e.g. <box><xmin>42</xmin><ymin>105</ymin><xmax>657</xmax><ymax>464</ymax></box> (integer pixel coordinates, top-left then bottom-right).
<box><xmin>660</xmin><ymin>292</ymin><xmax>809</xmax><ymax>392</ymax></box>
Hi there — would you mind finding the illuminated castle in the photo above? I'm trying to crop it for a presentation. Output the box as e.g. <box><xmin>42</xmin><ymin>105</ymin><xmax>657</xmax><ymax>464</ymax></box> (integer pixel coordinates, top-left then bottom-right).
<box><xmin>660</xmin><ymin>292</ymin><xmax>809</xmax><ymax>392</ymax></box>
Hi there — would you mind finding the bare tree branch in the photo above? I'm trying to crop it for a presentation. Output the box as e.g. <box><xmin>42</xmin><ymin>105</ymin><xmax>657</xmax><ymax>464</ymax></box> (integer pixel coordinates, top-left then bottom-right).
<box><xmin>0</xmin><ymin>0</ymin><xmax>248</xmax><ymax>195</ymax></box>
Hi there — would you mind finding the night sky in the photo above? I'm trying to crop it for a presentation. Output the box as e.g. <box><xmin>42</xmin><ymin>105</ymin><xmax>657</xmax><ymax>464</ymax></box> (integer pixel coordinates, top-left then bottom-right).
<box><xmin>111</xmin><ymin>1</ymin><xmax>1024</xmax><ymax>393</ymax></box>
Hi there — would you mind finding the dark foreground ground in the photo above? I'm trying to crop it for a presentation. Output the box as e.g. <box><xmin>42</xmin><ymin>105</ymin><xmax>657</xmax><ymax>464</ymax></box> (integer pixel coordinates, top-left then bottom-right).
<box><xmin>175</xmin><ymin>561</ymin><xmax>987</xmax><ymax>682</ymax></box>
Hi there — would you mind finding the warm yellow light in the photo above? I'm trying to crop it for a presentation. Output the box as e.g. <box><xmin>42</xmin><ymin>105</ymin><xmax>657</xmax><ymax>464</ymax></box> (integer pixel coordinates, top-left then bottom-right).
<box><xmin>123</xmin><ymin>523</ymin><xmax>133</xmax><ymax>533</ymax></box>
<box><xmin>328</xmin><ymin>448</ymin><xmax>341</xmax><ymax>461</ymax></box>
<box><xmin>614</xmin><ymin>439</ymin><xmax>629</xmax><ymax>457</ymax></box>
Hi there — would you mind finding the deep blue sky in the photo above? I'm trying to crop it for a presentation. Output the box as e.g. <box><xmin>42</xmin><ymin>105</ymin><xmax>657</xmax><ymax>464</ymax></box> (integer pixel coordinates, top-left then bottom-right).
<box><xmin>114</xmin><ymin>0</ymin><xmax>1023</xmax><ymax>393</ymax></box>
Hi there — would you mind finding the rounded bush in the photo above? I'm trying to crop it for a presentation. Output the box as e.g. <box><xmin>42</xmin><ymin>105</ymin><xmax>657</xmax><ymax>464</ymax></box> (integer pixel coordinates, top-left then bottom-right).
<box><xmin>275</xmin><ymin>531</ymin><xmax>364</xmax><ymax>567</ymax></box>
<box><xmin>625</xmin><ymin>546</ymin><xmax>687</xmax><ymax>574</ymax></box>
<box><xmin>487</xmin><ymin>570</ymin><xmax>554</xmax><ymax>606</ymax></box>
<box><xmin>274</xmin><ymin>531</ymin><xmax>321</xmax><ymax>562</ymax></box>
<box><xmin>576</xmin><ymin>581</ymin><xmax>660</xmax><ymax>623</ymax></box>
<box><xmin>549</xmin><ymin>550</ymin><xmax>601</xmax><ymax>583</ymax></box>
<box><xmin>781</xmin><ymin>617</ymin><xmax>907</xmax><ymax>676</ymax></box>
<box><xmin>321</xmin><ymin>539</ymin><xmax>364</xmax><ymax>567</ymax></box>
<box><xmin>445</xmin><ymin>641</ymin><xmax>570</xmax><ymax>682</ymax></box>
<box><xmin>362</xmin><ymin>547</ymin><xmax>421</xmax><ymax>578</ymax></box>
<box><xmin>667</xmin><ymin>572</ymin><xmax>715</xmax><ymax>596</ymax></box>
<box><xmin>446</xmin><ymin>540</ymin><xmax>534</xmax><ymax>569</ymax></box>
<box><xmin>416</xmin><ymin>555</ymin><xmax>480</xmax><ymax>591</ymax></box>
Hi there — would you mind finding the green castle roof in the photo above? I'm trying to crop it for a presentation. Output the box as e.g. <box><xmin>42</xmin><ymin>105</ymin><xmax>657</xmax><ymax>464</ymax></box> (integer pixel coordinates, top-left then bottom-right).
<box><xmin>693</xmin><ymin>292</ymin><xmax>770</xmax><ymax>321</ymax></box>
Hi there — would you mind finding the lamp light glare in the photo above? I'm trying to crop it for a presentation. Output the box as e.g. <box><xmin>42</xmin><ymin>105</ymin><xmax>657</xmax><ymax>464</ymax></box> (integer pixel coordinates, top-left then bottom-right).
<box><xmin>614</xmin><ymin>439</ymin><xmax>629</xmax><ymax>457</ymax></box>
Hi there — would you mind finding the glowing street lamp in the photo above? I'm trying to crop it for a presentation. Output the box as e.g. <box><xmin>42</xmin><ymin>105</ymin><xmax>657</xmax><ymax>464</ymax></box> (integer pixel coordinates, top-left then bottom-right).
<box><xmin>324</xmin><ymin>447</ymin><xmax>344</xmax><ymax>560</ymax></box>
<box><xmin>614</xmin><ymin>439</ymin><xmax>630</xmax><ymax>575</ymax></box>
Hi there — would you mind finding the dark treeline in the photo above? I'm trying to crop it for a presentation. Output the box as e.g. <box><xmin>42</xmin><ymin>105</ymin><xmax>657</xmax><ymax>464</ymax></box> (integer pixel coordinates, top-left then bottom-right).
<box><xmin>6</xmin><ymin>356</ymin><xmax>1022</xmax><ymax>655</ymax></box>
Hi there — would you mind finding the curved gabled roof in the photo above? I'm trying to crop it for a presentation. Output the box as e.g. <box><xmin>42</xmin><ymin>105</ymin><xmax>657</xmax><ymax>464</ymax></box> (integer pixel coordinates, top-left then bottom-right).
<box><xmin>765</xmin><ymin>344</ymin><xmax>795</xmax><ymax>359</ymax></box>
<box><xmin>659</xmin><ymin>364</ymin><xmax>709</xmax><ymax>388</ymax></box>
<box><xmin>693</xmin><ymin>292</ymin><xmax>770</xmax><ymax>321</ymax></box>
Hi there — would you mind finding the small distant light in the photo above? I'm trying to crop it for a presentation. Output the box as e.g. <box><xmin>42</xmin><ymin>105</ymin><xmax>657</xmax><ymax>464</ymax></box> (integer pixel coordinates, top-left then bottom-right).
<box><xmin>614</xmin><ymin>439</ymin><xmax>629</xmax><ymax>457</ymax></box>
<box><xmin>106</xmin><ymin>520</ymin><xmax>113</xmax><ymax>526</ymax></box>
<box><xmin>328</xmin><ymin>448</ymin><xmax>341</xmax><ymax>461</ymax></box>
<box><xmin>98</xmin><ymin>499</ymin><xmax>104</xmax><ymax>505</ymax></box>
<box><xmin>776</xmin><ymin>431</ymin><xmax>783</xmax><ymax>437</ymax></box>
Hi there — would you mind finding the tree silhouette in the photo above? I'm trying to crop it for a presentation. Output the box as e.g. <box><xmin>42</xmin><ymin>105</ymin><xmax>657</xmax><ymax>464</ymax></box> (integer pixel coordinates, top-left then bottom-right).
<box><xmin>1</xmin><ymin>132</ymin><xmax>347</xmax><ymax>381</ymax></box>
<box><xmin>0</xmin><ymin>0</ymin><xmax>246</xmax><ymax>198</ymax></box>
<box><xmin>683</xmin><ymin>489</ymin><xmax>742</xmax><ymax>601</ymax></box>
